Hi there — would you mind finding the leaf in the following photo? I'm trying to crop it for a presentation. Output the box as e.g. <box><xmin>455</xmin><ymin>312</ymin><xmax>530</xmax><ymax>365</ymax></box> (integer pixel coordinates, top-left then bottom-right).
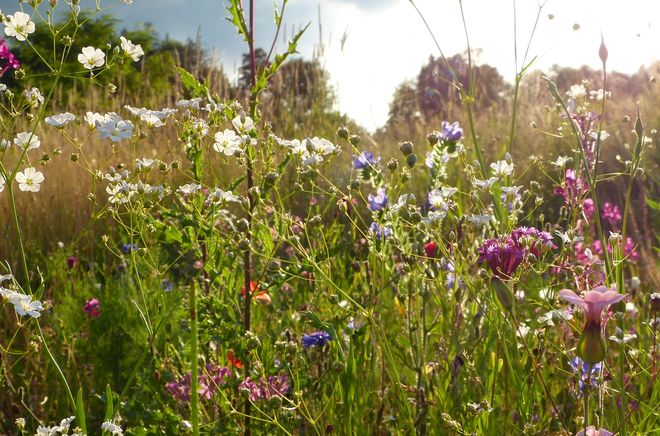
<box><xmin>76</xmin><ymin>388</ymin><xmax>87</xmax><ymax>434</ymax></box>
<box><xmin>226</xmin><ymin>0</ymin><xmax>249</xmax><ymax>42</ymax></box>
<box><xmin>104</xmin><ymin>384</ymin><xmax>114</xmax><ymax>421</ymax></box>
<box><xmin>175</xmin><ymin>66</ymin><xmax>208</xmax><ymax>97</ymax></box>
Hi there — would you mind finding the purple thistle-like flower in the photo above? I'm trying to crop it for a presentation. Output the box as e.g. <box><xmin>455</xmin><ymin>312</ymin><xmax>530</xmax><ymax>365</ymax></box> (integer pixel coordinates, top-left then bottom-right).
<box><xmin>368</xmin><ymin>188</ymin><xmax>388</xmax><ymax>211</ymax></box>
<box><xmin>83</xmin><ymin>298</ymin><xmax>101</xmax><ymax>318</ymax></box>
<box><xmin>583</xmin><ymin>198</ymin><xmax>595</xmax><ymax>218</ymax></box>
<box><xmin>302</xmin><ymin>330</ymin><xmax>333</xmax><ymax>349</ymax></box>
<box><xmin>353</xmin><ymin>151</ymin><xmax>380</xmax><ymax>170</ymax></box>
<box><xmin>166</xmin><ymin>364</ymin><xmax>230</xmax><ymax>403</ymax></box>
<box><xmin>554</xmin><ymin>169</ymin><xmax>589</xmax><ymax>210</ymax></box>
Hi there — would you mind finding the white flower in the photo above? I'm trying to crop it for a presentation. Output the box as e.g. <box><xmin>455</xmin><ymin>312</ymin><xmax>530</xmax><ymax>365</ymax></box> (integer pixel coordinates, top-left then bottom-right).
<box><xmin>176</xmin><ymin>98</ymin><xmax>202</xmax><ymax>110</ymax></box>
<box><xmin>213</xmin><ymin>129</ymin><xmax>242</xmax><ymax>156</ymax></box>
<box><xmin>422</xmin><ymin>210</ymin><xmax>446</xmax><ymax>224</ymax></box>
<box><xmin>50</xmin><ymin>416</ymin><xmax>75</xmax><ymax>434</ymax></box>
<box><xmin>3</xmin><ymin>12</ymin><xmax>35</xmax><ymax>41</ymax></box>
<box><xmin>566</xmin><ymin>84</ymin><xmax>587</xmax><ymax>99</ymax></box>
<box><xmin>490</xmin><ymin>160</ymin><xmax>514</xmax><ymax>178</ymax></box>
<box><xmin>501</xmin><ymin>185</ymin><xmax>523</xmax><ymax>199</ymax></box>
<box><xmin>306</xmin><ymin>137</ymin><xmax>337</xmax><ymax>155</ymax></box>
<box><xmin>178</xmin><ymin>183</ymin><xmax>201</xmax><ymax>195</ymax></box>
<box><xmin>15</xmin><ymin>167</ymin><xmax>44</xmax><ymax>192</ymax></box>
<box><xmin>10</xmin><ymin>293</ymin><xmax>43</xmax><ymax>318</ymax></box>
<box><xmin>232</xmin><ymin>115</ymin><xmax>254</xmax><ymax>132</ymax></box>
<box><xmin>106</xmin><ymin>182</ymin><xmax>133</xmax><ymax>204</ymax></box>
<box><xmin>589</xmin><ymin>130</ymin><xmax>609</xmax><ymax>142</ymax></box>
<box><xmin>45</xmin><ymin>112</ymin><xmax>76</xmax><ymax>128</ymax></box>
<box><xmin>97</xmin><ymin>113</ymin><xmax>134</xmax><ymax>142</ymax></box>
<box><xmin>467</xmin><ymin>214</ymin><xmax>491</xmax><ymax>226</ymax></box>
<box><xmin>0</xmin><ymin>175</ymin><xmax>5</xmax><ymax>192</ymax></box>
<box><xmin>120</xmin><ymin>36</ymin><xmax>144</xmax><ymax>62</ymax></box>
<box><xmin>208</xmin><ymin>188</ymin><xmax>241</xmax><ymax>204</ymax></box>
<box><xmin>139</xmin><ymin>112</ymin><xmax>164</xmax><ymax>128</ymax></box>
<box><xmin>23</xmin><ymin>87</ymin><xmax>44</xmax><ymax>107</ymax></box>
<box><xmin>473</xmin><ymin>177</ymin><xmax>497</xmax><ymax>190</ymax></box>
<box><xmin>0</xmin><ymin>139</ymin><xmax>9</xmax><ymax>150</ymax></box>
<box><xmin>589</xmin><ymin>89</ymin><xmax>611</xmax><ymax>101</ymax></box>
<box><xmin>84</xmin><ymin>111</ymin><xmax>104</xmax><ymax>129</ymax></box>
<box><xmin>101</xmin><ymin>421</ymin><xmax>123</xmax><ymax>435</ymax></box>
<box><xmin>135</xmin><ymin>158</ymin><xmax>157</xmax><ymax>171</ymax></box>
<box><xmin>0</xmin><ymin>84</ymin><xmax>6</xmax><ymax>92</ymax></box>
<box><xmin>35</xmin><ymin>425</ymin><xmax>51</xmax><ymax>435</ymax></box>
<box><xmin>78</xmin><ymin>46</ymin><xmax>105</xmax><ymax>70</ymax></box>
<box><xmin>14</xmin><ymin>132</ymin><xmax>40</xmax><ymax>151</ymax></box>
<box><xmin>551</xmin><ymin>155</ymin><xmax>572</xmax><ymax>168</ymax></box>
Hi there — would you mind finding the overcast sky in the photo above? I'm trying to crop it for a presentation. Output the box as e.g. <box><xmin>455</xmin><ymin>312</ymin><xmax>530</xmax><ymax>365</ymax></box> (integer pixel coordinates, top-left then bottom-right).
<box><xmin>2</xmin><ymin>0</ymin><xmax>658</xmax><ymax>131</ymax></box>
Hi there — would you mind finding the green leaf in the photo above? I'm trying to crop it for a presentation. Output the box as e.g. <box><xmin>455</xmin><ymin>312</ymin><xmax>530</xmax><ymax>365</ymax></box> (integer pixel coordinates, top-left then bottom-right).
<box><xmin>175</xmin><ymin>66</ymin><xmax>208</xmax><ymax>97</ymax></box>
<box><xmin>226</xmin><ymin>0</ymin><xmax>249</xmax><ymax>42</ymax></box>
<box><xmin>76</xmin><ymin>388</ymin><xmax>87</xmax><ymax>434</ymax></box>
<box><xmin>104</xmin><ymin>384</ymin><xmax>114</xmax><ymax>421</ymax></box>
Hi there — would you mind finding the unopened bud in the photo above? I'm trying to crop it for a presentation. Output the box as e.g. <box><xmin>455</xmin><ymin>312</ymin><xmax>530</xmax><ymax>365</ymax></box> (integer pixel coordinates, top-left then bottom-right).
<box><xmin>350</xmin><ymin>179</ymin><xmax>360</xmax><ymax>190</ymax></box>
<box><xmin>427</xmin><ymin>132</ymin><xmax>439</xmax><ymax>145</ymax></box>
<box><xmin>406</xmin><ymin>153</ymin><xmax>417</xmax><ymax>168</ymax></box>
<box><xmin>349</xmin><ymin>135</ymin><xmax>360</xmax><ymax>146</ymax></box>
<box><xmin>599</xmin><ymin>34</ymin><xmax>608</xmax><ymax>67</ymax></box>
<box><xmin>399</xmin><ymin>141</ymin><xmax>413</xmax><ymax>155</ymax></box>
<box><xmin>387</xmin><ymin>158</ymin><xmax>398</xmax><ymax>171</ymax></box>
<box><xmin>337</xmin><ymin>126</ymin><xmax>349</xmax><ymax>140</ymax></box>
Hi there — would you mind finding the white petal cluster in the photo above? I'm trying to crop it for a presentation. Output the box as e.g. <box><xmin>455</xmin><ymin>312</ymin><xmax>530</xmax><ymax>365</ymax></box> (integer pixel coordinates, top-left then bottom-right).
<box><xmin>78</xmin><ymin>46</ymin><xmax>105</xmax><ymax>69</ymax></box>
<box><xmin>23</xmin><ymin>87</ymin><xmax>44</xmax><ymax>108</ymax></box>
<box><xmin>277</xmin><ymin>136</ymin><xmax>340</xmax><ymax>168</ymax></box>
<box><xmin>3</xmin><ymin>12</ymin><xmax>35</xmax><ymax>41</ymax></box>
<box><xmin>15</xmin><ymin>167</ymin><xmax>44</xmax><ymax>192</ymax></box>
<box><xmin>1</xmin><ymin>279</ymin><xmax>44</xmax><ymax>319</ymax></box>
<box><xmin>45</xmin><ymin>112</ymin><xmax>77</xmax><ymax>128</ymax></box>
<box><xmin>120</xmin><ymin>36</ymin><xmax>144</xmax><ymax>62</ymax></box>
<box><xmin>93</xmin><ymin>113</ymin><xmax>134</xmax><ymax>142</ymax></box>
<box><xmin>14</xmin><ymin>132</ymin><xmax>40</xmax><ymax>151</ymax></box>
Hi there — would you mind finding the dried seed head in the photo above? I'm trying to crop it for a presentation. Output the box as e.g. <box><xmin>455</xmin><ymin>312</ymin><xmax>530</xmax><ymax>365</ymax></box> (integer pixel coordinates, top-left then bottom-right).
<box><xmin>599</xmin><ymin>34</ymin><xmax>608</xmax><ymax>67</ymax></box>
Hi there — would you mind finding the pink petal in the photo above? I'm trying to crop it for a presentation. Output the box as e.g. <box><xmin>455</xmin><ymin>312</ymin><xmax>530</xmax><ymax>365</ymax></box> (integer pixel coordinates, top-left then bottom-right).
<box><xmin>559</xmin><ymin>289</ymin><xmax>587</xmax><ymax>311</ymax></box>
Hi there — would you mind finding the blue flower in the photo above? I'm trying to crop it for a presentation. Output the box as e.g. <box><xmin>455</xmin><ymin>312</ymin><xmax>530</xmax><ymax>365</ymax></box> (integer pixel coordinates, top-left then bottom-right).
<box><xmin>569</xmin><ymin>357</ymin><xmax>602</xmax><ymax>397</ymax></box>
<box><xmin>353</xmin><ymin>151</ymin><xmax>380</xmax><ymax>170</ymax></box>
<box><xmin>369</xmin><ymin>222</ymin><xmax>392</xmax><ymax>240</ymax></box>
<box><xmin>302</xmin><ymin>331</ymin><xmax>333</xmax><ymax>349</ymax></box>
<box><xmin>121</xmin><ymin>243</ymin><xmax>138</xmax><ymax>254</ymax></box>
<box><xmin>368</xmin><ymin>188</ymin><xmax>388</xmax><ymax>211</ymax></box>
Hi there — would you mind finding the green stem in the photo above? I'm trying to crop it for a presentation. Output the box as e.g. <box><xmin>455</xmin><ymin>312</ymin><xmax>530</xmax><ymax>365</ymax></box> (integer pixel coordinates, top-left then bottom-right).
<box><xmin>190</xmin><ymin>279</ymin><xmax>199</xmax><ymax>436</ymax></box>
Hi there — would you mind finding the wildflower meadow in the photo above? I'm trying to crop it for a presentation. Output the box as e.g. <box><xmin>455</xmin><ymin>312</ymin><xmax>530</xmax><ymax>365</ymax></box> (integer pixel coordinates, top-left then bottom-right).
<box><xmin>0</xmin><ymin>0</ymin><xmax>658</xmax><ymax>435</ymax></box>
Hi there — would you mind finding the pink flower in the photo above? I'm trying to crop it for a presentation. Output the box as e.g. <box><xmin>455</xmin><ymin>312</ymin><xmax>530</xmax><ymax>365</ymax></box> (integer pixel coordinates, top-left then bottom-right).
<box><xmin>83</xmin><ymin>298</ymin><xmax>101</xmax><ymax>318</ymax></box>
<box><xmin>576</xmin><ymin>426</ymin><xmax>613</xmax><ymax>436</ymax></box>
<box><xmin>559</xmin><ymin>286</ymin><xmax>624</xmax><ymax>327</ymax></box>
<box><xmin>559</xmin><ymin>285</ymin><xmax>625</xmax><ymax>364</ymax></box>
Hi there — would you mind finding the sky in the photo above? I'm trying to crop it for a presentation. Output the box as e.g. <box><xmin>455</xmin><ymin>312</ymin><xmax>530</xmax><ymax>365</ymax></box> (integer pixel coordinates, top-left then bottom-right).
<box><xmin>2</xmin><ymin>0</ymin><xmax>658</xmax><ymax>131</ymax></box>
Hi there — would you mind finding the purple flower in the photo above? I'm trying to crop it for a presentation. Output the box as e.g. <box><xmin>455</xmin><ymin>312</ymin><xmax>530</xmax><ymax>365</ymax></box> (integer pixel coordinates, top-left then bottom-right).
<box><xmin>83</xmin><ymin>298</ymin><xmax>101</xmax><ymax>318</ymax></box>
<box><xmin>368</xmin><ymin>188</ymin><xmax>388</xmax><ymax>211</ymax></box>
<box><xmin>0</xmin><ymin>39</ymin><xmax>20</xmax><ymax>76</ymax></box>
<box><xmin>554</xmin><ymin>169</ymin><xmax>589</xmax><ymax>209</ymax></box>
<box><xmin>369</xmin><ymin>222</ymin><xmax>391</xmax><ymax>240</ymax></box>
<box><xmin>439</xmin><ymin>121</ymin><xmax>463</xmax><ymax>144</ymax></box>
<box><xmin>166</xmin><ymin>364</ymin><xmax>230</xmax><ymax>403</ymax></box>
<box><xmin>239</xmin><ymin>374</ymin><xmax>291</xmax><ymax>402</ymax></box>
<box><xmin>302</xmin><ymin>330</ymin><xmax>333</xmax><ymax>349</ymax></box>
<box><xmin>601</xmin><ymin>202</ymin><xmax>622</xmax><ymax>227</ymax></box>
<box><xmin>583</xmin><ymin>198</ymin><xmax>595</xmax><ymax>218</ymax></box>
<box><xmin>353</xmin><ymin>151</ymin><xmax>380</xmax><ymax>170</ymax></box>
<box><xmin>121</xmin><ymin>243</ymin><xmax>138</xmax><ymax>254</ymax></box>
<box><xmin>569</xmin><ymin>356</ymin><xmax>602</xmax><ymax>398</ymax></box>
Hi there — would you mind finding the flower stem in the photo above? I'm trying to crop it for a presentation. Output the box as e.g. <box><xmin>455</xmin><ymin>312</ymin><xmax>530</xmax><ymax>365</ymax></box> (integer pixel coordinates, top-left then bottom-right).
<box><xmin>190</xmin><ymin>279</ymin><xmax>199</xmax><ymax>436</ymax></box>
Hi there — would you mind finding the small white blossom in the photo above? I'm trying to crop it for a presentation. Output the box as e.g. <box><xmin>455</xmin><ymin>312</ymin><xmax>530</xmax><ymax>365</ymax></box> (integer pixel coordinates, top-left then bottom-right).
<box><xmin>177</xmin><ymin>183</ymin><xmax>201</xmax><ymax>195</ymax></box>
<box><xmin>232</xmin><ymin>115</ymin><xmax>254</xmax><ymax>132</ymax></box>
<box><xmin>45</xmin><ymin>112</ymin><xmax>76</xmax><ymax>128</ymax></box>
<box><xmin>135</xmin><ymin>158</ymin><xmax>157</xmax><ymax>171</ymax></box>
<box><xmin>490</xmin><ymin>160</ymin><xmax>514</xmax><ymax>178</ymax></box>
<box><xmin>15</xmin><ymin>167</ymin><xmax>44</xmax><ymax>192</ymax></box>
<box><xmin>96</xmin><ymin>113</ymin><xmax>134</xmax><ymax>142</ymax></box>
<box><xmin>208</xmin><ymin>188</ymin><xmax>241</xmax><ymax>204</ymax></box>
<box><xmin>501</xmin><ymin>185</ymin><xmax>523</xmax><ymax>199</ymax></box>
<box><xmin>84</xmin><ymin>111</ymin><xmax>104</xmax><ymax>129</ymax></box>
<box><xmin>119</xmin><ymin>36</ymin><xmax>144</xmax><ymax>62</ymax></box>
<box><xmin>3</xmin><ymin>12</ymin><xmax>35</xmax><ymax>41</ymax></box>
<box><xmin>213</xmin><ymin>129</ymin><xmax>242</xmax><ymax>155</ymax></box>
<box><xmin>9</xmin><ymin>293</ymin><xmax>43</xmax><ymax>317</ymax></box>
<box><xmin>78</xmin><ymin>46</ymin><xmax>105</xmax><ymax>69</ymax></box>
<box><xmin>14</xmin><ymin>132</ymin><xmax>40</xmax><ymax>151</ymax></box>
<box><xmin>101</xmin><ymin>421</ymin><xmax>123</xmax><ymax>435</ymax></box>
<box><xmin>566</xmin><ymin>84</ymin><xmax>587</xmax><ymax>99</ymax></box>
<box><xmin>23</xmin><ymin>87</ymin><xmax>44</xmax><ymax>107</ymax></box>
<box><xmin>551</xmin><ymin>155</ymin><xmax>572</xmax><ymax>168</ymax></box>
<box><xmin>473</xmin><ymin>177</ymin><xmax>498</xmax><ymax>190</ymax></box>
<box><xmin>467</xmin><ymin>214</ymin><xmax>491</xmax><ymax>226</ymax></box>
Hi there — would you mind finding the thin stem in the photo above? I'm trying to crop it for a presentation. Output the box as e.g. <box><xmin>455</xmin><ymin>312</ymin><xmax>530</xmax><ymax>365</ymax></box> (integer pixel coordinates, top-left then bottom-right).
<box><xmin>190</xmin><ymin>279</ymin><xmax>200</xmax><ymax>436</ymax></box>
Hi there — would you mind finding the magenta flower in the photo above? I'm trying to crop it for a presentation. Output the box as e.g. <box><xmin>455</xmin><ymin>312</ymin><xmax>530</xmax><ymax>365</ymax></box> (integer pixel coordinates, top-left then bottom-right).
<box><xmin>83</xmin><ymin>298</ymin><xmax>101</xmax><ymax>318</ymax></box>
<box><xmin>601</xmin><ymin>202</ymin><xmax>622</xmax><ymax>227</ymax></box>
<box><xmin>559</xmin><ymin>286</ymin><xmax>624</xmax><ymax>363</ymax></box>
<box><xmin>554</xmin><ymin>169</ymin><xmax>589</xmax><ymax>209</ymax></box>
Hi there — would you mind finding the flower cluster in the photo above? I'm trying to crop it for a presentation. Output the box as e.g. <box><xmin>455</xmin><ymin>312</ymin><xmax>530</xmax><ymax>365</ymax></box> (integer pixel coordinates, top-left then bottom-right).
<box><xmin>0</xmin><ymin>38</ymin><xmax>20</xmax><ymax>76</ymax></box>
<box><xmin>83</xmin><ymin>298</ymin><xmax>101</xmax><ymax>318</ymax></box>
<box><xmin>478</xmin><ymin>227</ymin><xmax>555</xmax><ymax>279</ymax></box>
<box><xmin>238</xmin><ymin>374</ymin><xmax>291</xmax><ymax>402</ymax></box>
<box><xmin>166</xmin><ymin>364</ymin><xmax>231</xmax><ymax>402</ymax></box>
<box><xmin>1</xmin><ymin>275</ymin><xmax>44</xmax><ymax>318</ymax></box>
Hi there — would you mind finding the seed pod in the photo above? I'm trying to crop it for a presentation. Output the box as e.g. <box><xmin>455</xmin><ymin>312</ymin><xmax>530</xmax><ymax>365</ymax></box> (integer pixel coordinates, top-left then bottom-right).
<box><xmin>337</xmin><ymin>126</ymin><xmax>349</xmax><ymax>140</ymax></box>
<box><xmin>399</xmin><ymin>141</ymin><xmax>413</xmax><ymax>155</ymax></box>
<box><xmin>349</xmin><ymin>135</ymin><xmax>360</xmax><ymax>146</ymax></box>
<box><xmin>406</xmin><ymin>153</ymin><xmax>417</xmax><ymax>168</ymax></box>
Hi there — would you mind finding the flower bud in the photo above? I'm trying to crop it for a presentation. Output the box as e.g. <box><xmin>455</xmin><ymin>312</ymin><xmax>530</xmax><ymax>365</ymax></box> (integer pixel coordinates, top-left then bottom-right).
<box><xmin>350</xmin><ymin>179</ymin><xmax>360</xmax><ymax>190</ymax></box>
<box><xmin>599</xmin><ymin>34</ymin><xmax>608</xmax><ymax>67</ymax></box>
<box><xmin>427</xmin><ymin>132</ymin><xmax>439</xmax><ymax>145</ymax></box>
<box><xmin>406</xmin><ymin>153</ymin><xmax>417</xmax><ymax>168</ymax></box>
<box><xmin>349</xmin><ymin>135</ymin><xmax>360</xmax><ymax>146</ymax></box>
<box><xmin>237</xmin><ymin>218</ymin><xmax>249</xmax><ymax>232</ymax></box>
<box><xmin>577</xmin><ymin>325</ymin><xmax>606</xmax><ymax>364</ymax></box>
<box><xmin>650</xmin><ymin>293</ymin><xmax>660</xmax><ymax>313</ymax></box>
<box><xmin>387</xmin><ymin>158</ymin><xmax>398</xmax><ymax>171</ymax></box>
<box><xmin>337</xmin><ymin>126</ymin><xmax>349</xmax><ymax>140</ymax></box>
<box><xmin>399</xmin><ymin>141</ymin><xmax>413</xmax><ymax>155</ymax></box>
